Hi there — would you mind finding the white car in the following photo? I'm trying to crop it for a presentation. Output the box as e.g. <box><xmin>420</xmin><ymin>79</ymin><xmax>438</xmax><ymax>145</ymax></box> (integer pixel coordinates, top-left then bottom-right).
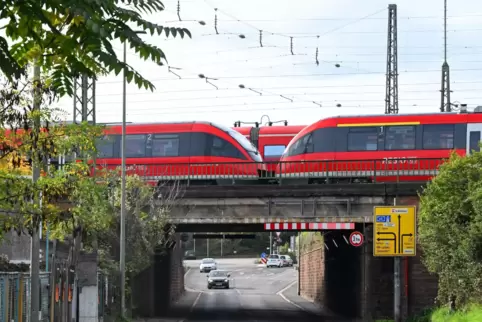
<box><xmin>266</xmin><ymin>255</ymin><xmax>282</xmax><ymax>268</ymax></box>
<box><xmin>199</xmin><ymin>258</ymin><xmax>217</xmax><ymax>272</ymax></box>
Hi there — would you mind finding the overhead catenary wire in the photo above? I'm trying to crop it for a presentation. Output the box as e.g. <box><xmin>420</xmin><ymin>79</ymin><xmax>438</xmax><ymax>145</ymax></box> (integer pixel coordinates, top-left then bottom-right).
<box><xmin>200</xmin><ymin>1</ymin><xmax>386</xmax><ymax>61</ymax></box>
<box><xmin>91</xmin><ymin>2</ymin><xmax>482</xmax><ymax>121</ymax></box>
<box><xmin>96</xmin><ymin>95</ymin><xmax>482</xmax><ymax>106</ymax></box>
<box><xmin>94</xmin><ymin>83</ymin><xmax>482</xmax><ymax>97</ymax></box>
<box><xmin>94</xmin><ymin>103</ymin><xmax>471</xmax><ymax>117</ymax></box>
<box><xmin>96</xmin><ymin>68</ymin><xmax>482</xmax><ymax>84</ymax></box>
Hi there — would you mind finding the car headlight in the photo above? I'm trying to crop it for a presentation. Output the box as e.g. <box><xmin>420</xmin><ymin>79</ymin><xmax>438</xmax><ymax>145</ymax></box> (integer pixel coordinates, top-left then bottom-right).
<box><xmin>224</xmin><ymin>279</ymin><xmax>228</xmax><ymax>282</ymax></box>
<box><xmin>208</xmin><ymin>279</ymin><xmax>213</xmax><ymax>283</ymax></box>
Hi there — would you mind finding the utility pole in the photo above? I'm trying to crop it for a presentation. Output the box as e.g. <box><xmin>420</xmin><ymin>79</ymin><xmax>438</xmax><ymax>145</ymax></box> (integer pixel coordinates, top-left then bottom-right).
<box><xmin>269</xmin><ymin>232</ymin><xmax>273</xmax><ymax>254</ymax></box>
<box><xmin>73</xmin><ymin>75</ymin><xmax>96</xmax><ymax>124</ymax></box>
<box><xmin>385</xmin><ymin>4</ymin><xmax>399</xmax><ymax>114</ymax></box>
<box><xmin>30</xmin><ymin>63</ymin><xmax>41</xmax><ymax>322</ymax></box>
<box><xmin>120</xmin><ymin>39</ymin><xmax>128</xmax><ymax>317</ymax></box>
<box><xmin>120</xmin><ymin>31</ymin><xmax>146</xmax><ymax>318</ymax></box>
<box><xmin>393</xmin><ymin>197</ymin><xmax>401</xmax><ymax>322</ymax></box>
<box><xmin>440</xmin><ymin>0</ymin><xmax>451</xmax><ymax>112</ymax></box>
<box><xmin>385</xmin><ymin>5</ymin><xmax>402</xmax><ymax>321</ymax></box>
<box><xmin>207</xmin><ymin>238</ymin><xmax>210</xmax><ymax>257</ymax></box>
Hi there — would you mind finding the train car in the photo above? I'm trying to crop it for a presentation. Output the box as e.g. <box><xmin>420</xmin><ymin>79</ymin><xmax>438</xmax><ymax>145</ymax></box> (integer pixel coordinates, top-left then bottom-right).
<box><xmin>277</xmin><ymin>111</ymin><xmax>482</xmax><ymax>183</ymax></box>
<box><xmin>234</xmin><ymin>125</ymin><xmax>304</xmax><ymax>175</ymax></box>
<box><xmin>94</xmin><ymin>121</ymin><xmax>265</xmax><ymax>185</ymax></box>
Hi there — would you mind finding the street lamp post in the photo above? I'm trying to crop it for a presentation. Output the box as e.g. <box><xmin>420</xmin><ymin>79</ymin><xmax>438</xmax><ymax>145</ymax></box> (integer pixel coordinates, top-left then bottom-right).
<box><xmin>120</xmin><ymin>30</ymin><xmax>146</xmax><ymax>317</ymax></box>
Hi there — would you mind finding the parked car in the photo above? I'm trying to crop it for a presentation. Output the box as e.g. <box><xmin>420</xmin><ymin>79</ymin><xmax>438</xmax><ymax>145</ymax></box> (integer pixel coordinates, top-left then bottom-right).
<box><xmin>266</xmin><ymin>254</ymin><xmax>282</xmax><ymax>268</ymax></box>
<box><xmin>206</xmin><ymin>270</ymin><xmax>230</xmax><ymax>289</ymax></box>
<box><xmin>280</xmin><ymin>255</ymin><xmax>293</xmax><ymax>267</ymax></box>
<box><xmin>184</xmin><ymin>250</ymin><xmax>196</xmax><ymax>260</ymax></box>
<box><xmin>199</xmin><ymin>258</ymin><xmax>217</xmax><ymax>272</ymax></box>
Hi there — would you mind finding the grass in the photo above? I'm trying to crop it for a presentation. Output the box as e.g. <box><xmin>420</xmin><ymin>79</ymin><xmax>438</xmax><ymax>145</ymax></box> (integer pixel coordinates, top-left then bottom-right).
<box><xmin>428</xmin><ymin>304</ymin><xmax>482</xmax><ymax>322</ymax></box>
<box><xmin>375</xmin><ymin>304</ymin><xmax>482</xmax><ymax>322</ymax></box>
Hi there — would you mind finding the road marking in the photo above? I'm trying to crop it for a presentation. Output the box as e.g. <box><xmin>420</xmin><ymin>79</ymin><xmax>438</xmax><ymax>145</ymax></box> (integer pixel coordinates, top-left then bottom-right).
<box><xmin>235</xmin><ymin>288</ymin><xmax>241</xmax><ymax>295</ymax></box>
<box><xmin>178</xmin><ymin>291</ymin><xmax>203</xmax><ymax>322</ymax></box>
<box><xmin>276</xmin><ymin>280</ymin><xmax>306</xmax><ymax>311</ymax></box>
<box><xmin>184</xmin><ymin>267</ymin><xmax>191</xmax><ymax>278</ymax></box>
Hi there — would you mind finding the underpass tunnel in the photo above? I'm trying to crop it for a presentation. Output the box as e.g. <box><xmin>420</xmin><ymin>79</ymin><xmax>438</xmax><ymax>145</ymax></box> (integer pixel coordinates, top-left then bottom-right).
<box><xmin>322</xmin><ymin>229</ymin><xmax>362</xmax><ymax>318</ymax></box>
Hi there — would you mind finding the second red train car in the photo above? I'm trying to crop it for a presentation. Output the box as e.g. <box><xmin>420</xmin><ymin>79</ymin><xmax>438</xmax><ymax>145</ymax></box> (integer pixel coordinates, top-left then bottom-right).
<box><xmin>277</xmin><ymin>111</ymin><xmax>482</xmax><ymax>183</ymax></box>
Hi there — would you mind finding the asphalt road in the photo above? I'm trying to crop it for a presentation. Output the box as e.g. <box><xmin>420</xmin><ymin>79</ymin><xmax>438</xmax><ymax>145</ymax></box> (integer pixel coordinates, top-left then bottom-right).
<box><xmin>170</xmin><ymin>258</ymin><xmax>330</xmax><ymax>321</ymax></box>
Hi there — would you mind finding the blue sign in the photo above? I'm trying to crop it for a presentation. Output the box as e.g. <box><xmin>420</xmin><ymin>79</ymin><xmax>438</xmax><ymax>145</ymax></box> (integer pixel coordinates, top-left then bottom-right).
<box><xmin>376</xmin><ymin>215</ymin><xmax>391</xmax><ymax>223</ymax></box>
<box><xmin>261</xmin><ymin>252</ymin><xmax>267</xmax><ymax>258</ymax></box>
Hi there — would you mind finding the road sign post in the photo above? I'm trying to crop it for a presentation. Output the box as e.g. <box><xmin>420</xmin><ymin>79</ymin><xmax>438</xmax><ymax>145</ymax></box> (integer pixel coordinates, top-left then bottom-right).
<box><xmin>374</xmin><ymin>204</ymin><xmax>416</xmax><ymax>322</ymax></box>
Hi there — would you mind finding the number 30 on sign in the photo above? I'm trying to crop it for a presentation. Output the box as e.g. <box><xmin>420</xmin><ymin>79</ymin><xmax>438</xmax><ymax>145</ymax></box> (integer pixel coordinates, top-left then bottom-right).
<box><xmin>349</xmin><ymin>231</ymin><xmax>364</xmax><ymax>247</ymax></box>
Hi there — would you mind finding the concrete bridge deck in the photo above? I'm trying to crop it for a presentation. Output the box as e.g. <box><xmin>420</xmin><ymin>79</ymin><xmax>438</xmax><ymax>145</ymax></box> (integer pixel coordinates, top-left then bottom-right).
<box><xmin>162</xmin><ymin>183</ymin><xmax>423</xmax><ymax>224</ymax></box>
<box><xmin>160</xmin><ymin>182</ymin><xmax>424</xmax><ymax>198</ymax></box>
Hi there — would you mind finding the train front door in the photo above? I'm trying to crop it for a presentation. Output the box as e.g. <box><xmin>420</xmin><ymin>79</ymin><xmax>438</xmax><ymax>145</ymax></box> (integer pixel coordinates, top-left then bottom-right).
<box><xmin>466</xmin><ymin>123</ymin><xmax>482</xmax><ymax>154</ymax></box>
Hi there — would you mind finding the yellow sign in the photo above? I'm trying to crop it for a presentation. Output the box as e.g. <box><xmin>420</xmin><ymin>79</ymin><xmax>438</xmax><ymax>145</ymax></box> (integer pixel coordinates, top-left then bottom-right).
<box><xmin>373</xmin><ymin>206</ymin><xmax>416</xmax><ymax>257</ymax></box>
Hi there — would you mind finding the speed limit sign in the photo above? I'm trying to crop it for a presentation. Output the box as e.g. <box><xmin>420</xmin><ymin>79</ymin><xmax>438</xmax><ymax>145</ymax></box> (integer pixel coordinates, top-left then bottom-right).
<box><xmin>349</xmin><ymin>231</ymin><xmax>364</xmax><ymax>247</ymax></box>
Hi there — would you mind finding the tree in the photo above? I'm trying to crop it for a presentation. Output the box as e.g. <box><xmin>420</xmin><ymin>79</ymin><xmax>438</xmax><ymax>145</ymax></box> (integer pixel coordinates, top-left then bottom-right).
<box><xmin>0</xmin><ymin>74</ymin><xmax>112</xmax><ymax>248</ymax></box>
<box><xmin>1</xmin><ymin>0</ymin><xmax>191</xmax><ymax>95</ymax></box>
<box><xmin>93</xmin><ymin>171</ymin><xmax>183</xmax><ymax>315</ymax></box>
<box><xmin>418</xmin><ymin>152</ymin><xmax>482</xmax><ymax>307</ymax></box>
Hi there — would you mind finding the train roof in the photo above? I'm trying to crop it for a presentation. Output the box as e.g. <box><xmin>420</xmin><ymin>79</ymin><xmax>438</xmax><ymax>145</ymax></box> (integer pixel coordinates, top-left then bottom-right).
<box><xmin>288</xmin><ymin>111</ymin><xmax>482</xmax><ymax>148</ymax></box>
<box><xmin>234</xmin><ymin>125</ymin><xmax>304</xmax><ymax>136</ymax></box>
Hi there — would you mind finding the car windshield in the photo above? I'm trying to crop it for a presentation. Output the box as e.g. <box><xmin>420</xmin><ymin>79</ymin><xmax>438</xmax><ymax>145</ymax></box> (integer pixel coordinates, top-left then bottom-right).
<box><xmin>269</xmin><ymin>255</ymin><xmax>279</xmax><ymax>259</ymax></box>
<box><xmin>209</xmin><ymin>270</ymin><xmax>228</xmax><ymax>277</ymax></box>
<box><xmin>212</xmin><ymin>122</ymin><xmax>263</xmax><ymax>162</ymax></box>
<box><xmin>202</xmin><ymin>259</ymin><xmax>214</xmax><ymax>263</ymax></box>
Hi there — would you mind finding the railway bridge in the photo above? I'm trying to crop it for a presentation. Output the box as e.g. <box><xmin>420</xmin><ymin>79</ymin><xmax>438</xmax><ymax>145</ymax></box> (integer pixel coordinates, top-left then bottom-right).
<box><xmin>138</xmin><ymin>179</ymin><xmax>437</xmax><ymax>321</ymax></box>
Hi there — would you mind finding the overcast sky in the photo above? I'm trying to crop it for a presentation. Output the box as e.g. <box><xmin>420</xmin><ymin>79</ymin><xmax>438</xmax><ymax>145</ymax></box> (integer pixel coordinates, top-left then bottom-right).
<box><xmin>57</xmin><ymin>0</ymin><xmax>482</xmax><ymax>126</ymax></box>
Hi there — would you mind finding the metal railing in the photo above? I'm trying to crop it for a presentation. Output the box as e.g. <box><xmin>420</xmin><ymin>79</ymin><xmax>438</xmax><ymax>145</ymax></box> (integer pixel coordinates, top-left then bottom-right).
<box><xmin>93</xmin><ymin>157</ymin><xmax>446</xmax><ymax>184</ymax></box>
<box><xmin>0</xmin><ymin>272</ymin><xmax>50</xmax><ymax>322</ymax></box>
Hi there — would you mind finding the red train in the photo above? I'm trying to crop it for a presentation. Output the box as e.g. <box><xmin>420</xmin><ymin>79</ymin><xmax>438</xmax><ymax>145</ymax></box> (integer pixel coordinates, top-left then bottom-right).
<box><xmin>94</xmin><ymin>121</ymin><xmax>265</xmax><ymax>185</ymax></box>
<box><xmin>277</xmin><ymin>111</ymin><xmax>482</xmax><ymax>183</ymax></box>
<box><xmin>234</xmin><ymin>125</ymin><xmax>304</xmax><ymax>175</ymax></box>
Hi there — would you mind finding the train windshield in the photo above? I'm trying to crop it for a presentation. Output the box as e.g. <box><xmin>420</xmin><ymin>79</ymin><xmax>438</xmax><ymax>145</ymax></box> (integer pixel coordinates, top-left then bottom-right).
<box><xmin>212</xmin><ymin>122</ymin><xmax>263</xmax><ymax>162</ymax></box>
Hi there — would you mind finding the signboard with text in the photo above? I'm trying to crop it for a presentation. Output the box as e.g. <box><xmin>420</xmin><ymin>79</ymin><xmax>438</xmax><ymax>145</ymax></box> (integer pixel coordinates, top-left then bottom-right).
<box><xmin>373</xmin><ymin>206</ymin><xmax>416</xmax><ymax>257</ymax></box>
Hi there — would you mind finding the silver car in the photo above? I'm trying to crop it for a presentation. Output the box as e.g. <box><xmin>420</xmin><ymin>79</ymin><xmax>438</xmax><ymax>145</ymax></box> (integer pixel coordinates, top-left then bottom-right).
<box><xmin>199</xmin><ymin>258</ymin><xmax>217</xmax><ymax>273</ymax></box>
<box><xmin>280</xmin><ymin>255</ymin><xmax>293</xmax><ymax>267</ymax></box>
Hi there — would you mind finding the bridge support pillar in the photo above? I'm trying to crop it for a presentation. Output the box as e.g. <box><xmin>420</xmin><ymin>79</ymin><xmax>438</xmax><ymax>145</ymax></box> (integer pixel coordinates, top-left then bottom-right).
<box><xmin>361</xmin><ymin>224</ymin><xmax>373</xmax><ymax>321</ymax></box>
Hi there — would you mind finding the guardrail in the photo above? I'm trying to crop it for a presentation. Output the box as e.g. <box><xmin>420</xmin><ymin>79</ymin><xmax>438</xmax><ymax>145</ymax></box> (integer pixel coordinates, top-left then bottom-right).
<box><xmin>93</xmin><ymin>157</ymin><xmax>446</xmax><ymax>184</ymax></box>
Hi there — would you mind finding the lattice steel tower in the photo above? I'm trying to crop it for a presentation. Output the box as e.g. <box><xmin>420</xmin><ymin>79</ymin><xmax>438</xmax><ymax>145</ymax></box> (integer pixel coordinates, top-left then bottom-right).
<box><xmin>440</xmin><ymin>0</ymin><xmax>451</xmax><ymax>112</ymax></box>
<box><xmin>385</xmin><ymin>4</ymin><xmax>399</xmax><ymax>114</ymax></box>
<box><xmin>73</xmin><ymin>75</ymin><xmax>96</xmax><ymax>124</ymax></box>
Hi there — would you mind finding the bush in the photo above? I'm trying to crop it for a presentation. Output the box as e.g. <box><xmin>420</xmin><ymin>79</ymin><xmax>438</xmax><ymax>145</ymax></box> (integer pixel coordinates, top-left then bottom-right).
<box><xmin>419</xmin><ymin>152</ymin><xmax>482</xmax><ymax>306</ymax></box>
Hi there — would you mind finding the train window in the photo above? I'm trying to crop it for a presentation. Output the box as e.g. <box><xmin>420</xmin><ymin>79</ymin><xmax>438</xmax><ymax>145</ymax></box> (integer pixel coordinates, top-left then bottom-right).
<box><xmin>347</xmin><ymin>127</ymin><xmax>378</xmax><ymax>151</ymax></box>
<box><xmin>469</xmin><ymin>131</ymin><xmax>481</xmax><ymax>152</ymax></box>
<box><xmin>95</xmin><ymin>135</ymin><xmax>115</xmax><ymax>158</ymax></box>
<box><xmin>285</xmin><ymin>133</ymin><xmax>313</xmax><ymax>156</ymax></box>
<box><xmin>384</xmin><ymin>126</ymin><xmax>416</xmax><ymax>150</ymax></box>
<box><xmin>264</xmin><ymin>145</ymin><xmax>286</xmax><ymax>158</ymax></box>
<box><xmin>422</xmin><ymin>124</ymin><xmax>454</xmax><ymax>149</ymax></box>
<box><xmin>125</xmin><ymin>134</ymin><xmax>147</xmax><ymax>157</ymax></box>
<box><xmin>151</xmin><ymin>134</ymin><xmax>180</xmax><ymax>157</ymax></box>
<box><xmin>210</xmin><ymin>136</ymin><xmax>244</xmax><ymax>159</ymax></box>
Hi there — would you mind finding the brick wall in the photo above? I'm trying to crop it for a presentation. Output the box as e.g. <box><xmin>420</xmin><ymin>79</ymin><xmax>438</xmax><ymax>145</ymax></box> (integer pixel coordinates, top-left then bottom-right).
<box><xmin>169</xmin><ymin>233</ymin><xmax>184</xmax><ymax>303</ymax></box>
<box><xmin>300</xmin><ymin>246</ymin><xmax>325</xmax><ymax>303</ymax></box>
<box><xmin>299</xmin><ymin>232</ymin><xmax>325</xmax><ymax>306</ymax></box>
